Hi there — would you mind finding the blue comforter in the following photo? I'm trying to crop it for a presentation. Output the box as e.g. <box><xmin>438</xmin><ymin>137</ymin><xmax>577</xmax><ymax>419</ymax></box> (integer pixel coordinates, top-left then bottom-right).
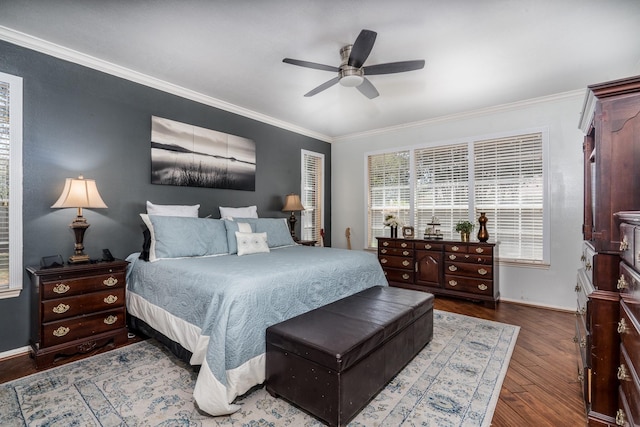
<box><xmin>126</xmin><ymin>245</ymin><xmax>387</xmax><ymax>415</ymax></box>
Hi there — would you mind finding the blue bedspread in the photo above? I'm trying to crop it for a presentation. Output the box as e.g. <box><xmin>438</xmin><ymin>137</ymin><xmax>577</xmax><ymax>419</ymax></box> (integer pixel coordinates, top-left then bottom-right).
<box><xmin>126</xmin><ymin>245</ymin><xmax>387</xmax><ymax>415</ymax></box>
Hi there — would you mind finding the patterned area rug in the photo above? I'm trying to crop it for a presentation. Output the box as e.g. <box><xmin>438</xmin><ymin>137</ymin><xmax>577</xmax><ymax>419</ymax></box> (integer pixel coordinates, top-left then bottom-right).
<box><xmin>0</xmin><ymin>310</ymin><xmax>518</xmax><ymax>427</ymax></box>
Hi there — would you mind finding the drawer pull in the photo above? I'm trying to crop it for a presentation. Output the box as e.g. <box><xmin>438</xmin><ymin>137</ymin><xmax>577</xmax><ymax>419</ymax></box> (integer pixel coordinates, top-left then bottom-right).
<box><xmin>448</xmin><ymin>265</ymin><xmax>458</xmax><ymax>272</ymax></box>
<box><xmin>618</xmin><ymin>318</ymin><xmax>629</xmax><ymax>334</ymax></box>
<box><xmin>478</xmin><ymin>268</ymin><xmax>488</xmax><ymax>276</ymax></box>
<box><xmin>616</xmin><ymin>409</ymin><xmax>626</xmax><ymax>426</ymax></box>
<box><xmin>585</xmin><ymin>261</ymin><xmax>591</xmax><ymax>271</ymax></box>
<box><xmin>53</xmin><ymin>326</ymin><xmax>70</xmax><ymax>337</ymax></box>
<box><xmin>104</xmin><ymin>295</ymin><xmax>118</xmax><ymax>304</ymax></box>
<box><xmin>451</xmin><ymin>245</ymin><xmax>459</xmax><ymax>252</ymax></box>
<box><xmin>620</xmin><ymin>237</ymin><xmax>629</xmax><ymax>251</ymax></box>
<box><xmin>617</xmin><ymin>364</ymin><xmax>631</xmax><ymax>381</ymax></box>
<box><xmin>617</xmin><ymin>275</ymin><xmax>629</xmax><ymax>290</ymax></box>
<box><xmin>424</xmin><ymin>244</ymin><xmax>432</xmax><ymax>249</ymax></box>
<box><xmin>580</xmin><ymin>306</ymin><xmax>586</xmax><ymax>316</ymax></box>
<box><xmin>580</xmin><ymin>253</ymin><xmax>586</xmax><ymax>262</ymax></box>
<box><xmin>475</xmin><ymin>247</ymin><xmax>484</xmax><ymax>254</ymax></box>
<box><xmin>478</xmin><ymin>284</ymin><xmax>488</xmax><ymax>291</ymax></box>
<box><xmin>449</xmin><ymin>254</ymin><xmax>457</xmax><ymax>260</ymax></box>
<box><xmin>401</xmin><ymin>243</ymin><xmax>408</xmax><ymax>248</ymax></box>
<box><xmin>380</xmin><ymin>258</ymin><xmax>388</xmax><ymax>264</ymax></box>
<box><xmin>574</xmin><ymin>283</ymin><xmax>581</xmax><ymax>292</ymax></box>
<box><xmin>104</xmin><ymin>315</ymin><xmax>118</xmax><ymax>325</ymax></box>
<box><xmin>403</xmin><ymin>250</ymin><xmax>410</xmax><ymax>256</ymax></box>
<box><xmin>383</xmin><ymin>241</ymin><xmax>389</xmax><ymax>247</ymax></box>
<box><xmin>449</xmin><ymin>280</ymin><xmax>458</xmax><ymax>287</ymax></box>
<box><xmin>380</xmin><ymin>248</ymin><xmax>387</xmax><ymax>254</ymax></box>
<box><xmin>402</xmin><ymin>260</ymin><xmax>410</xmax><ymax>267</ymax></box>
<box><xmin>402</xmin><ymin>274</ymin><xmax>410</xmax><ymax>280</ymax></box>
<box><xmin>53</xmin><ymin>283</ymin><xmax>70</xmax><ymax>294</ymax></box>
<box><xmin>103</xmin><ymin>276</ymin><xmax>118</xmax><ymax>287</ymax></box>
<box><xmin>52</xmin><ymin>303</ymin><xmax>70</xmax><ymax>314</ymax></box>
<box><xmin>577</xmin><ymin>371</ymin><xmax>584</xmax><ymax>383</ymax></box>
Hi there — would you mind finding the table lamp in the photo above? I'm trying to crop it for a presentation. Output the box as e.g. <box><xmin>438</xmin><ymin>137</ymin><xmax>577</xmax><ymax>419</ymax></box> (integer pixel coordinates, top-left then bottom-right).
<box><xmin>282</xmin><ymin>193</ymin><xmax>304</xmax><ymax>240</ymax></box>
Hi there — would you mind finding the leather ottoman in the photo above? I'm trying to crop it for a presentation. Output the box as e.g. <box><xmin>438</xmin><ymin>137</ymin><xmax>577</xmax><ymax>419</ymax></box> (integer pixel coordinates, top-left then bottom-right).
<box><xmin>265</xmin><ymin>286</ymin><xmax>434</xmax><ymax>427</ymax></box>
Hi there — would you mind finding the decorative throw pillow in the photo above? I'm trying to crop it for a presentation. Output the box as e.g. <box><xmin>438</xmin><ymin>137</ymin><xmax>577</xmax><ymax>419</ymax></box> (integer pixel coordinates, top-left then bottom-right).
<box><xmin>231</xmin><ymin>218</ymin><xmax>296</xmax><ymax>248</ymax></box>
<box><xmin>223</xmin><ymin>220</ymin><xmax>254</xmax><ymax>254</ymax></box>
<box><xmin>219</xmin><ymin>205</ymin><xmax>258</xmax><ymax>219</ymax></box>
<box><xmin>146</xmin><ymin>201</ymin><xmax>200</xmax><ymax>217</ymax></box>
<box><xmin>235</xmin><ymin>232</ymin><xmax>270</xmax><ymax>256</ymax></box>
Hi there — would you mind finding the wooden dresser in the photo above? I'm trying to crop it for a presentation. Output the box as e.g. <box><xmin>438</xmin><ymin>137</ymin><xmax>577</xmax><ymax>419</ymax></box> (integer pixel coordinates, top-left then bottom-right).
<box><xmin>27</xmin><ymin>260</ymin><xmax>129</xmax><ymax>368</ymax></box>
<box><xmin>377</xmin><ymin>237</ymin><xmax>499</xmax><ymax>308</ymax></box>
<box><xmin>578</xmin><ymin>75</ymin><xmax>640</xmax><ymax>426</ymax></box>
<box><xmin>615</xmin><ymin>212</ymin><xmax>640</xmax><ymax>427</ymax></box>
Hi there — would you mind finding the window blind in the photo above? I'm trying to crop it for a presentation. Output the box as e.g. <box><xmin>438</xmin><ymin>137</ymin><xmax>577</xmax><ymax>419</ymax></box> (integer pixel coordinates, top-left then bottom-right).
<box><xmin>367</xmin><ymin>150</ymin><xmax>410</xmax><ymax>247</ymax></box>
<box><xmin>301</xmin><ymin>151</ymin><xmax>324</xmax><ymax>243</ymax></box>
<box><xmin>414</xmin><ymin>143</ymin><xmax>469</xmax><ymax>240</ymax></box>
<box><xmin>474</xmin><ymin>133</ymin><xmax>544</xmax><ymax>262</ymax></box>
<box><xmin>0</xmin><ymin>82</ymin><xmax>10</xmax><ymax>288</ymax></box>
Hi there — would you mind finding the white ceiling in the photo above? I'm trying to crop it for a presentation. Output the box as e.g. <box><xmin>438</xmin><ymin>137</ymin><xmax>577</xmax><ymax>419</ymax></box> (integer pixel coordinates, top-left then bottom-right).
<box><xmin>1</xmin><ymin>0</ymin><xmax>640</xmax><ymax>141</ymax></box>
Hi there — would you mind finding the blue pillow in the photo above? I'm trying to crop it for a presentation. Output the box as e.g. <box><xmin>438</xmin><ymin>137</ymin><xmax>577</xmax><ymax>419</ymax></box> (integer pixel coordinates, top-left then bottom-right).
<box><xmin>140</xmin><ymin>214</ymin><xmax>229</xmax><ymax>261</ymax></box>
<box><xmin>223</xmin><ymin>219</ymin><xmax>255</xmax><ymax>254</ymax></box>
<box><xmin>230</xmin><ymin>218</ymin><xmax>296</xmax><ymax>248</ymax></box>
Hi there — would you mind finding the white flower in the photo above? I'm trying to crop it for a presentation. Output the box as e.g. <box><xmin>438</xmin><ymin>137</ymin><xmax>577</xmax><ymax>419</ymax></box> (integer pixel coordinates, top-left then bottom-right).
<box><xmin>383</xmin><ymin>214</ymin><xmax>401</xmax><ymax>227</ymax></box>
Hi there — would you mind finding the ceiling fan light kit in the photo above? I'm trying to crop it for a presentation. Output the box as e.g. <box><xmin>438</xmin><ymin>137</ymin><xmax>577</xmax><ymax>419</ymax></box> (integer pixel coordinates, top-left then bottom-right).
<box><xmin>283</xmin><ymin>29</ymin><xmax>425</xmax><ymax>99</ymax></box>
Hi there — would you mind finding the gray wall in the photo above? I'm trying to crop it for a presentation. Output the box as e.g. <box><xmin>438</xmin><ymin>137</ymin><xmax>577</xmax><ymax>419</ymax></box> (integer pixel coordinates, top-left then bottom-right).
<box><xmin>0</xmin><ymin>40</ymin><xmax>331</xmax><ymax>352</ymax></box>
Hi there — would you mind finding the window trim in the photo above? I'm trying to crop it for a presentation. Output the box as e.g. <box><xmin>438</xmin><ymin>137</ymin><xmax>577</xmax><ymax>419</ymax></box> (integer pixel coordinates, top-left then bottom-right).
<box><xmin>364</xmin><ymin>127</ymin><xmax>549</xmax><ymax>266</ymax></box>
<box><xmin>0</xmin><ymin>71</ymin><xmax>23</xmax><ymax>299</ymax></box>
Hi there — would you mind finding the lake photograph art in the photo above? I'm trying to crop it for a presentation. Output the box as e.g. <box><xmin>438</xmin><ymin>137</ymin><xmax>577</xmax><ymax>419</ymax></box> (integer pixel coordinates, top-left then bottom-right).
<box><xmin>151</xmin><ymin>116</ymin><xmax>256</xmax><ymax>191</ymax></box>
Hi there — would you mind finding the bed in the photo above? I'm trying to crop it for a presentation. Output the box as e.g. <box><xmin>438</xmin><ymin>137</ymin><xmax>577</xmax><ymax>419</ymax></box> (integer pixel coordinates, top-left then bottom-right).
<box><xmin>125</xmin><ymin>213</ymin><xmax>387</xmax><ymax>416</ymax></box>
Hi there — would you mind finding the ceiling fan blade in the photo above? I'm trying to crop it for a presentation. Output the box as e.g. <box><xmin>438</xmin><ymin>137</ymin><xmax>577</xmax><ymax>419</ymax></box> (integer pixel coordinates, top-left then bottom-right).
<box><xmin>283</xmin><ymin>58</ymin><xmax>339</xmax><ymax>72</ymax></box>
<box><xmin>348</xmin><ymin>29</ymin><xmax>377</xmax><ymax>68</ymax></box>
<box><xmin>363</xmin><ymin>60</ymin><xmax>426</xmax><ymax>75</ymax></box>
<box><xmin>304</xmin><ymin>76</ymin><xmax>340</xmax><ymax>97</ymax></box>
<box><xmin>357</xmin><ymin>78</ymin><xmax>379</xmax><ymax>99</ymax></box>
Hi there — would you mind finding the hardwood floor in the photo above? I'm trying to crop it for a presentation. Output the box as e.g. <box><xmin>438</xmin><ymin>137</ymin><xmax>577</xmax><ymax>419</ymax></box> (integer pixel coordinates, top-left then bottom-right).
<box><xmin>0</xmin><ymin>298</ymin><xmax>586</xmax><ymax>426</ymax></box>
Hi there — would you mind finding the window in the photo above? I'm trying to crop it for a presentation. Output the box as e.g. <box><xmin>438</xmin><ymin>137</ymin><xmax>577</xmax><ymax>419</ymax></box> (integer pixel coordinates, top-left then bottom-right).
<box><xmin>0</xmin><ymin>72</ymin><xmax>23</xmax><ymax>299</ymax></box>
<box><xmin>366</xmin><ymin>130</ymin><xmax>548</xmax><ymax>265</ymax></box>
<box><xmin>300</xmin><ymin>150</ymin><xmax>324</xmax><ymax>244</ymax></box>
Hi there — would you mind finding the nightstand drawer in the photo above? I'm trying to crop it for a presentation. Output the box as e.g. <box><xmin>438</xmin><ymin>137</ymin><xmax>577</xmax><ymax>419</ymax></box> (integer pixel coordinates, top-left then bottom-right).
<box><xmin>41</xmin><ymin>288</ymin><xmax>125</xmax><ymax>322</ymax></box>
<box><xmin>445</xmin><ymin>262</ymin><xmax>492</xmax><ymax>278</ymax></box>
<box><xmin>444</xmin><ymin>275</ymin><xmax>493</xmax><ymax>295</ymax></box>
<box><xmin>41</xmin><ymin>308</ymin><xmax>126</xmax><ymax>347</ymax></box>
<box><xmin>42</xmin><ymin>272</ymin><xmax>125</xmax><ymax>299</ymax></box>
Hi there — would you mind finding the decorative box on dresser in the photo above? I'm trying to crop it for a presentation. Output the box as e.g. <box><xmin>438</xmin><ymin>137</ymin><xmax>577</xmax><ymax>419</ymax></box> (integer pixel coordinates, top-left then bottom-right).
<box><xmin>27</xmin><ymin>260</ymin><xmax>129</xmax><ymax>368</ymax></box>
<box><xmin>377</xmin><ymin>237</ymin><xmax>499</xmax><ymax>308</ymax></box>
<box><xmin>615</xmin><ymin>212</ymin><xmax>640</xmax><ymax>427</ymax></box>
<box><xmin>578</xmin><ymin>75</ymin><xmax>640</xmax><ymax>426</ymax></box>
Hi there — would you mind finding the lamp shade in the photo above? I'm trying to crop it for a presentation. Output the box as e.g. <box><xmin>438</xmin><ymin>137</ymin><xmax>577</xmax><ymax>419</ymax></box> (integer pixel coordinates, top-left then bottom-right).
<box><xmin>51</xmin><ymin>176</ymin><xmax>107</xmax><ymax>209</ymax></box>
<box><xmin>282</xmin><ymin>194</ymin><xmax>304</xmax><ymax>212</ymax></box>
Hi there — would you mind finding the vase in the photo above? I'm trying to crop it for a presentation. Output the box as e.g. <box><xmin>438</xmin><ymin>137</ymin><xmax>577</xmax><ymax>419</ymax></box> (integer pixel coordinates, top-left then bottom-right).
<box><xmin>460</xmin><ymin>232</ymin><xmax>470</xmax><ymax>242</ymax></box>
<box><xmin>477</xmin><ymin>212</ymin><xmax>489</xmax><ymax>242</ymax></box>
<box><xmin>391</xmin><ymin>226</ymin><xmax>398</xmax><ymax>238</ymax></box>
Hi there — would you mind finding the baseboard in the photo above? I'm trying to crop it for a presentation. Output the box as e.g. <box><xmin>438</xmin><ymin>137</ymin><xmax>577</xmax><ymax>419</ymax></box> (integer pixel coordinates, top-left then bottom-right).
<box><xmin>500</xmin><ymin>297</ymin><xmax>573</xmax><ymax>313</ymax></box>
<box><xmin>0</xmin><ymin>345</ymin><xmax>30</xmax><ymax>362</ymax></box>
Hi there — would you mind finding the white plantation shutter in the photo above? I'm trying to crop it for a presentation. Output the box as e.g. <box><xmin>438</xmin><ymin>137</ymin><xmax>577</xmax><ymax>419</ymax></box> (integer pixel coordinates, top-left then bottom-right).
<box><xmin>0</xmin><ymin>72</ymin><xmax>23</xmax><ymax>297</ymax></box>
<box><xmin>414</xmin><ymin>144</ymin><xmax>469</xmax><ymax>240</ymax></box>
<box><xmin>367</xmin><ymin>150</ymin><xmax>411</xmax><ymax>247</ymax></box>
<box><xmin>301</xmin><ymin>150</ymin><xmax>324</xmax><ymax>243</ymax></box>
<box><xmin>474</xmin><ymin>133</ymin><xmax>544</xmax><ymax>262</ymax></box>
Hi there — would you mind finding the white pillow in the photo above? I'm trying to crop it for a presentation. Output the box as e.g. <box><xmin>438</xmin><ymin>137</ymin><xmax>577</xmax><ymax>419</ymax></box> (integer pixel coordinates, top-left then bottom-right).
<box><xmin>219</xmin><ymin>205</ymin><xmax>258</xmax><ymax>219</ymax></box>
<box><xmin>147</xmin><ymin>201</ymin><xmax>200</xmax><ymax>217</ymax></box>
<box><xmin>235</xmin><ymin>231</ymin><xmax>269</xmax><ymax>256</ymax></box>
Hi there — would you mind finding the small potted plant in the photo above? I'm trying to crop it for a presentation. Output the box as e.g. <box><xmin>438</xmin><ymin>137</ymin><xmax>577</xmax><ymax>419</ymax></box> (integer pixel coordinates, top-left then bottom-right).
<box><xmin>454</xmin><ymin>220</ymin><xmax>474</xmax><ymax>242</ymax></box>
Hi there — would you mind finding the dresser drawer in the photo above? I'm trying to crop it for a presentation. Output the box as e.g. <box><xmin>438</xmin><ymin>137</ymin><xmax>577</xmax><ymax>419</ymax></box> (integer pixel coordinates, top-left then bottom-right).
<box><xmin>379</xmin><ymin>255</ymin><xmax>413</xmax><ymax>270</ymax></box>
<box><xmin>619</xmin><ymin>261</ymin><xmax>640</xmax><ymax>296</ymax></box>
<box><xmin>42</xmin><ymin>272</ymin><xmax>125</xmax><ymax>299</ymax></box>
<box><xmin>620</xmin><ymin>301</ymin><xmax>640</xmax><ymax>376</ymax></box>
<box><xmin>621</xmin><ymin>223</ymin><xmax>637</xmax><ymax>268</ymax></box>
<box><xmin>378</xmin><ymin>239</ymin><xmax>413</xmax><ymax>249</ymax></box>
<box><xmin>444</xmin><ymin>275</ymin><xmax>493</xmax><ymax>295</ymax></box>
<box><xmin>414</xmin><ymin>242</ymin><xmax>443</xmax><ymax>251</ymax></box>
<box><xmin>446</xmin><ymin>252</ymin><xmax>492</xmax><ymax>264</ymax></box>
<box><xmin>378</xmin><ymin>246</ymin><xmax>412</xmax><ymax>257</ymax></box>
<box><xmin>445</xmin><ymin>244</ymin><xmax>468</xmax><ymax>253</ymax></box>
<box><xmin>618</xmin><ymin>345</ymin><xmax>640</xmax><ymax>427</ymax></box>
<box><xmin>445</xmin><ymin>262</ymin><xmax>492</xmax><ymax>279</ymax></box>
<box><xmin>41</xmin><ymin>307</ymin><xmax>126</xmax><ymax>347</ymax></box>
<box><xmin>383</xmin><ymin>268</ymin><xmax>414</xmax><ymax>284</ymax></box>
<box><xmin>41</xmin><ymin>288</ymin><xmax>125</xmax><ymax>322</ymax></box>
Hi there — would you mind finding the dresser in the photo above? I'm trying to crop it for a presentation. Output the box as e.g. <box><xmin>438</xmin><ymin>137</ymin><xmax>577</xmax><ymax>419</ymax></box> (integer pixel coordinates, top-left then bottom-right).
<box><xmin>377</xmin><ymin>237</ymin><xmax>499</xmax><ymax>308</ymax></box>
<box><xmin>578</xmin><ymin>75</ymin><xmax>640</xmax><ymax>426</ymax></box>
<box><xmin>28</xmin><ymin>260</ymin><xmax>129</xmax><ymax>368</ymax></box>
<box><xmin>615</xmin><ymin>212</ymin><xmax>640</xmax><ymax>427</ymax></box>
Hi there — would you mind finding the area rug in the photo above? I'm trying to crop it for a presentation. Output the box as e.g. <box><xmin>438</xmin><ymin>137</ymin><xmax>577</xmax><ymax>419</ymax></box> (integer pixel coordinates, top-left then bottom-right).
<box><xmin>0</xmin><ymin>310</ymin><xmax>519</xmax><ymax>427</ymax></box>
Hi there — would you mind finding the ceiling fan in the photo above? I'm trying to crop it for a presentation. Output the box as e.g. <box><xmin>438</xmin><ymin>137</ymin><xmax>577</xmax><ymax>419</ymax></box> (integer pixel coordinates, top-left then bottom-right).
<box><xmin>283</xmin><ymin>29</ymin><xmax>425</xmax><ymax>99</ymax></box>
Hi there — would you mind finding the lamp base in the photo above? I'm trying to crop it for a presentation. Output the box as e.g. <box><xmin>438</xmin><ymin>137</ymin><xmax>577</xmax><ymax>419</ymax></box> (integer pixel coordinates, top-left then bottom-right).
<box><xmin>69</xmin><ymin>214</ymin><xmax>91</xmax><ymax>264</ymax></box>
<box><xmin>68</xmin><ymin>253</ymin><xmax>91</xmax><ymax>264</ymax></box>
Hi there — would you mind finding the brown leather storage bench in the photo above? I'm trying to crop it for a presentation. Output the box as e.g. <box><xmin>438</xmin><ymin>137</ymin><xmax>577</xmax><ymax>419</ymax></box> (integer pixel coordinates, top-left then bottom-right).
<box><xmin>265</xmin><ymin>285</ymin><xmax>434</xmax><ymax>427</ymax></box>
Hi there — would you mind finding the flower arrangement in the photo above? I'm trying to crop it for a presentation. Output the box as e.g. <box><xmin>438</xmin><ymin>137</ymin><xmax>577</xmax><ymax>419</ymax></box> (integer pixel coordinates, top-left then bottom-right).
<box><xmin>383</xmin><ymin>213</ymin><xmax>401</xmax><ymax>228</ymax></box>
<box><xmin>454</xmin><ymin>220</ymin><xmax>474</xmax><ymax>234</ymax></box>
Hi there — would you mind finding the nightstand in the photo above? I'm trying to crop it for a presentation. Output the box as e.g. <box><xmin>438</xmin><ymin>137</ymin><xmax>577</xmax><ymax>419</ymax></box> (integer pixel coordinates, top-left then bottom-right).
<box><xmin>297</xmin><ymin>240</ymin><xmax>317</xmax><ymax>246</ymax></box>
<box><xmin>27</xmin><ymin>260</ymin><xmax>129</xmax><ymax>368</ymax></box>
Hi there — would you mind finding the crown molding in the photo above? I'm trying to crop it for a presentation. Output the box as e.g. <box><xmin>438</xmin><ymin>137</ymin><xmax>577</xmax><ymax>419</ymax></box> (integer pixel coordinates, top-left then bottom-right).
<box><xmin>334</xmin><ymin>89</ymin><xmax>585</xmax><ymax>143</ymax></box>
<box><xmin>0</xmin><ymin>26</ymin><xmax>332</xmax><ymax>143</ymax></box>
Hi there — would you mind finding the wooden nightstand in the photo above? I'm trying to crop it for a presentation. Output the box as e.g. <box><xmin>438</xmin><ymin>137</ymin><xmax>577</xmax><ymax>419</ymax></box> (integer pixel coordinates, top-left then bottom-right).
<box><xmin>297</xmin><ymin>240</ymin><xmax>317</xmax><ymax>246</ymax></box>
<box><xmin>27</xmin><ymin>260</ymin><xmax>129</xmax><ymax>368</ymax></box>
